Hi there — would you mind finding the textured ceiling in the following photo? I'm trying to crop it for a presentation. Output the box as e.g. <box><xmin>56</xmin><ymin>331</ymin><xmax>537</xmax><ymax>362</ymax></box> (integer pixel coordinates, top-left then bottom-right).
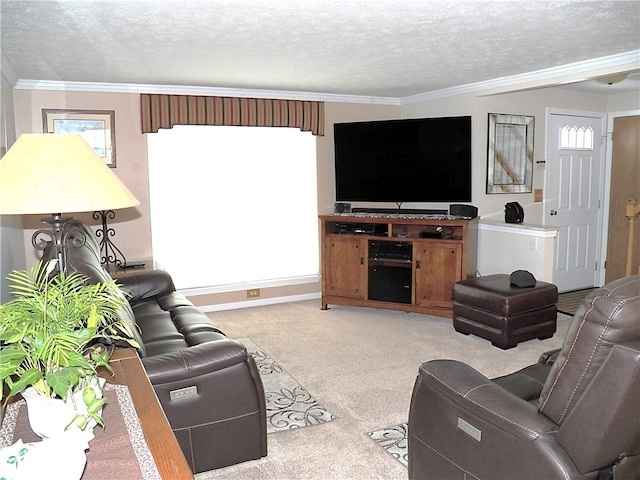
<box><xmin>1</xmin><ymin>0</ymin><xmax>639</xmax><ymax>99</ymax></box>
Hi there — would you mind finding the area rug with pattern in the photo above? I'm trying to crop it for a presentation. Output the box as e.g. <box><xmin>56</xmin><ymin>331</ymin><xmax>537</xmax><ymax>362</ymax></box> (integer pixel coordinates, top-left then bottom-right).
<box><xmin>367</xmin><ymin>423</ymin><xmax>409</xmax><ymax>467</ymax></box>
<box><xmin>239</xmin><ymin>338</ymin><xmax>335</xmax><ymax>433</ymax></box>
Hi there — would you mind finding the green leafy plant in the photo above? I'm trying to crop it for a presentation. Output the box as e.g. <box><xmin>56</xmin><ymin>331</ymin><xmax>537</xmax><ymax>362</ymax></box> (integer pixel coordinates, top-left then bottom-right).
<box><xmin>0</xmin><ymin>259</ymin><xmax>140</xmax><ymax>406</ymax></box>
<box><xmin>66</xmin><ymin>382</ymin><xmax>108</xmax><ymax>431</ymax></box>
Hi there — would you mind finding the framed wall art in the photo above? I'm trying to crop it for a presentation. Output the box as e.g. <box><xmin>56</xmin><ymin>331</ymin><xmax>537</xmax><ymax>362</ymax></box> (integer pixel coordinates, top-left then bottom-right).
<box><xmin>43</xmin><ymin>109</ymin><xmax>116</xmax><ymax>167</ymax></box>
<box><xmin>486</xmin><ymin>113</ymin><xmax>534</xmax><ymax>194</ymax></box>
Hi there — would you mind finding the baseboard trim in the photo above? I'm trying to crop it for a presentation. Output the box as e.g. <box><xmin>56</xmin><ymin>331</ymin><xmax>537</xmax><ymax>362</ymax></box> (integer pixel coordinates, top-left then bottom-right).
<box><xmin>179</xmin><ymin>274</ymin><xmax>320</xmax><ymax>297</ymax></box>
<box><xmin>197</xmin><ymin>292</ymin><xmax>321</xmax><ymax>312</ymax></box>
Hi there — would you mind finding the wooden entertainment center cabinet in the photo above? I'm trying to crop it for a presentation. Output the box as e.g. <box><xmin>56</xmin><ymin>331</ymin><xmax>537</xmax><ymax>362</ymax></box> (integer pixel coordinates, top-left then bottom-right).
<box><xmin>320</xmin><ymin>214</ymin><xmax>478</xmax><ymax>317</ymax></box>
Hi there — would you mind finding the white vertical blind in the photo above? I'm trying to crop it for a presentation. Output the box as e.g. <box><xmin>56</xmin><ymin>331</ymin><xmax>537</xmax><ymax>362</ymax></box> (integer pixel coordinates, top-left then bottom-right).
<box><xmin>147</xmin><ymin>125</ymin><xmax>318</xmax><ymax>289</ymax></box>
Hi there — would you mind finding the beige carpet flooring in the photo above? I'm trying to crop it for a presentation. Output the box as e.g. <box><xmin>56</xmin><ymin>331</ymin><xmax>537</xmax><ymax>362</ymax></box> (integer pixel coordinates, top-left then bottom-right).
<box><xmin>196</xmin><ymin>300</ymin><xmax>572</xmax><ymax>480</ymax></box>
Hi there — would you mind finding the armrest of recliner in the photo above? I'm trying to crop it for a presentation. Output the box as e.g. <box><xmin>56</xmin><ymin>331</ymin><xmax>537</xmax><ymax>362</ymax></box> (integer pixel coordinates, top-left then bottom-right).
<box><xmin>117</xmin><ymin>270</ymin><xmax>176</xmax><ymax>302</ymax></box>
<box><xmin>141</xmin><ymin>338</ymin><xmax>267</xmax><ymax>473</ymax></box>
<box><xmin>141</xmin><ymin>339</ymin><xmax>248</xmax><ymax>384</ymax></box>
<box><xmin>416</xmin><ymin>360</ymin><xmax>558</xmax><ymax>441</ymax></box>
<box><xmin>409</xmin><ymin>360</ymin><xmax>587</xmax><ymax>479</ymax></box>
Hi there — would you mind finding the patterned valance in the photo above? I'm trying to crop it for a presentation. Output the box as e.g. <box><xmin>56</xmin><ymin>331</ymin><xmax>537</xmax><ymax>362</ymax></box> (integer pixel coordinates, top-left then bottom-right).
<box><xmin>140</xmin><ymin>94</ymin><xmax>324</xmax><ymax>136</ymax></box>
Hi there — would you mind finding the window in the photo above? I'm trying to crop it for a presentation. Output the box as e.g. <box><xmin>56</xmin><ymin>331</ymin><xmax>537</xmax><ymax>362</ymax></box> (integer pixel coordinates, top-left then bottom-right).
<box><xmin>147</xmin><ymin>125</ymin><xmax>318</xmax><ymax>289</ymax></box>
<box><xmin>560</xmin><ymin>125</ymin><xmax>594</xmax><ymax>150</ymax></box>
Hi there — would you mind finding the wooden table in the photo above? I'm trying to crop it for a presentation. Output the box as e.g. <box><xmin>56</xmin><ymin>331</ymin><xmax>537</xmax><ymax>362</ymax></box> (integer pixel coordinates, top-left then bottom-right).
<box><xmin>105</xmin><ymin>348</ymin><xmax>194</xmax><ymax>479</ymax></box>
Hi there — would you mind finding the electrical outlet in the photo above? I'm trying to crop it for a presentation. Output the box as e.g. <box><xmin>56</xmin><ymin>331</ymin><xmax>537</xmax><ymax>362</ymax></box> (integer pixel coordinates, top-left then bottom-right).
<box><xmin>534</xmin><ymin>188</ymin><xmax>543</xmax><ymax>202</ymax></box>
<box><xmin>247</xmin><ymin>288</ymin><xmax>260</xmax><ymax>298</ymax></box>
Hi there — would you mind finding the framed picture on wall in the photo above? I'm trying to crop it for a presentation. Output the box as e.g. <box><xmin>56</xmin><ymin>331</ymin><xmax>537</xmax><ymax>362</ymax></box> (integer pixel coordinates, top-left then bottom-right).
<box><xmin>42</xmin><ymin>109</ymin><xmax>116</xmax><ymax>167</ymax></box>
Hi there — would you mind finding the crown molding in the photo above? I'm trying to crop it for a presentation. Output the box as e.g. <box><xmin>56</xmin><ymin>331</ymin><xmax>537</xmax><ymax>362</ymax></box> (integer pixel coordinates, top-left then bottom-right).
<box><xmin>11</xmin><ymin>50</ymin><xmax>639</xmax><ymax>105</ymax></box>
<box><xmin>13</xmin><ymin>79</ymin><xmax>402</xmax><ymax>105</ymax></box>
<box><xmin>401</xmin><ymin>50</ymin><xmax>640</xmax><ymax>104</ymax></box>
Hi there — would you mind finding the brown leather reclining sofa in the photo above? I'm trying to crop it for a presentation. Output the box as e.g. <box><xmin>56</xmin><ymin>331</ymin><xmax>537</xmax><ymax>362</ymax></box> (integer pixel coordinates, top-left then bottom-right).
<box><xmin>44</xmin><ymin>222</ymin><xmax>267</xmax><ymax>474</ymax></box>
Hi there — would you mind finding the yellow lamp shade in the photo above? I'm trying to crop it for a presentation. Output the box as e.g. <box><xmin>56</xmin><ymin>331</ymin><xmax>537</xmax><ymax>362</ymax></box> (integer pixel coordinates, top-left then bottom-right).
<box><xmin>0</xmin><ymin>133</ymin><xmax>139</xmax><ymax>215</ymax></box>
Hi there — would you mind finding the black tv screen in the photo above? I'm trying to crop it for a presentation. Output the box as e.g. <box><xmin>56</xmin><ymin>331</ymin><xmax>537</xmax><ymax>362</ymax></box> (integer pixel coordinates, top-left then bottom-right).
<box><xmin>334</xmin><ymin>116</ymin><xmax>472</xmax><ymax>203</ymax></box>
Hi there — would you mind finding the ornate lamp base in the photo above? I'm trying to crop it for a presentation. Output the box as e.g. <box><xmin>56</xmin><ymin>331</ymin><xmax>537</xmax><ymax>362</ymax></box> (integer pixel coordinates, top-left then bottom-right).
<box><xmin>93</xmin><ymin>210</ymin><xmax>128</xmax><ymax>271</ymax></box>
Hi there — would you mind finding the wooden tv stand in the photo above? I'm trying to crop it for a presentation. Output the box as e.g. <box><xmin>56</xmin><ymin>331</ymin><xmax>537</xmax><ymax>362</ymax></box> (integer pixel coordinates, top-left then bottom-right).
<box><xmin>320</xmin><ymin>214</ymin><xmax>478</xmax><ymax>318</ymax></box>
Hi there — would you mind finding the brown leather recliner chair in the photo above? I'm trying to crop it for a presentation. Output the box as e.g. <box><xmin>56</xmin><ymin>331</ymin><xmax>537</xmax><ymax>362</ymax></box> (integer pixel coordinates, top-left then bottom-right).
<box><xmin>408</xmin><ymin>275</ymin><xmax>640</xmax><ymax>479</ymax></box>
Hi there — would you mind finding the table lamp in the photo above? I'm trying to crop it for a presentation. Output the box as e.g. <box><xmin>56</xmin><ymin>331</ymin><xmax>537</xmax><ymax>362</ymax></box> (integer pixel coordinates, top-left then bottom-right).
<box><xmin>0</xmin><ymin>133</ymin><xmax>140</xmax><ymax>272</ymax></box>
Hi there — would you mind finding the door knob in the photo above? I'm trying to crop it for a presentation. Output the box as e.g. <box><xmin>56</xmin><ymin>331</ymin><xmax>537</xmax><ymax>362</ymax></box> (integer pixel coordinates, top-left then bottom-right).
<box><xmin>550</xmin><ymin>209</ymin><xmax>558</xmax><ymax>216</ymax></box>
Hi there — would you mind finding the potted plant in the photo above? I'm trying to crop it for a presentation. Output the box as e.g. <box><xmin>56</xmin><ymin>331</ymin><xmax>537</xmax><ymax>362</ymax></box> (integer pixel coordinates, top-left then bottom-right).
<box><xmin>0</xmin><ymin>259</ymin><xmax>140</xmax><ymax>438</ymax></box>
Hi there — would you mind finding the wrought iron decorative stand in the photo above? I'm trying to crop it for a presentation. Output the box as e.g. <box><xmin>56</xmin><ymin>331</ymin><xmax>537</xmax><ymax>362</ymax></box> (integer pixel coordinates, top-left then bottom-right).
<box><xmin>94</xmin><ymin>210</ymin><xmax>127</xmax><ymax>271</ymax></box>
<box><xmin>31</xmin><ymin>214</ymin><xmax>86</xmax><ymax>274</ymax></box>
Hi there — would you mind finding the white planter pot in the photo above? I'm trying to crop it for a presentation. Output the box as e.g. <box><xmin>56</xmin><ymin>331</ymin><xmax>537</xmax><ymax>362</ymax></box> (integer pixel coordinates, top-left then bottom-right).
<box><xmin>21</xmin><ymin>377</ymin><xmax>106</xmax><ymax>439</ymax></box>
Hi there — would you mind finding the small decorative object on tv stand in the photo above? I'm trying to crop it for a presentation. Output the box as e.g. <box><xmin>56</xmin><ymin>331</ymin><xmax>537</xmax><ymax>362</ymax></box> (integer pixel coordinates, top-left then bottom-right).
<box><xmin>94</xmin><ymin>209</ymin><xmax>128</xmax><ymax>270</ymax></box>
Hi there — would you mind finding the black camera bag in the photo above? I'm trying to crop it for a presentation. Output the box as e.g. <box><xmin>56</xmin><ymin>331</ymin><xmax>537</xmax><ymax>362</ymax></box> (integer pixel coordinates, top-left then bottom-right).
<box><xmin>505</xmin><ymin>202</ymin><xmax>524</xmax><ymax>224</ymax></box>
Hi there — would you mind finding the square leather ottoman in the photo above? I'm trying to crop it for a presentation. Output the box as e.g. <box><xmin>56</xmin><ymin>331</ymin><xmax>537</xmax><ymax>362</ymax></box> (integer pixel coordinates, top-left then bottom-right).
<box><xmin>453</xmin><ymin>274</ymin><xmax>558</xmax><ymax>349</ymax></box>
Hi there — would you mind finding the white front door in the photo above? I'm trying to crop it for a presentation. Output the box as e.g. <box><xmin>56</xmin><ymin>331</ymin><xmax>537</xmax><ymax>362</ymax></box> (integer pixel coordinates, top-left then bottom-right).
<box><xmin>546</xmin><ymin>112</ymin><xmax>605</xmax><ymax>292</ymax></box>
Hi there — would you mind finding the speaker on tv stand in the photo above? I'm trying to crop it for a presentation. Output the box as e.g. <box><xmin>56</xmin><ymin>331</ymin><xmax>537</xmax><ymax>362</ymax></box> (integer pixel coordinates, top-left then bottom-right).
<box><xmin>449</xmin><ymin>204</ymin><xmax>478</xmax><ymax>218</ymax></box>
<box><xmin>334</xmin><ymin>202</ymin><xmax>351</xmax><ymax>214</ymax></box>
<box><xmin>351</xmin><ymin>207</ymin><xmax>448</xmax><ymax>215</ymax></box>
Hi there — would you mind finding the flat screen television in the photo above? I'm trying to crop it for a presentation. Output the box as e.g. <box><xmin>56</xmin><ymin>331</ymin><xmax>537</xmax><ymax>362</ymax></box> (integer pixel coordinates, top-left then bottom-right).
<box><xmin>334</xmin><ymin>116</ymin><xmax>472</xmax><ymax>203</ymax></box>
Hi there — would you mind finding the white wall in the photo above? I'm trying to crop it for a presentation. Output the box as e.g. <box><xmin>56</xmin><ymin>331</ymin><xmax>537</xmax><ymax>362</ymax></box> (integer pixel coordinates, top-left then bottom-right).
<box><xmin>0</xmin><ymin>55</ymin><xmax>25</xmax><ymax>302</ymax></box>
<box><xmin>608</xmin><ymin>89</ymin><xmax>640</xmax><ymax>112</ymax></box>
<box><xmin>478</xmin><ymin>221</ymin><xmax>557</xmax><ymax>282</ymax></box>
